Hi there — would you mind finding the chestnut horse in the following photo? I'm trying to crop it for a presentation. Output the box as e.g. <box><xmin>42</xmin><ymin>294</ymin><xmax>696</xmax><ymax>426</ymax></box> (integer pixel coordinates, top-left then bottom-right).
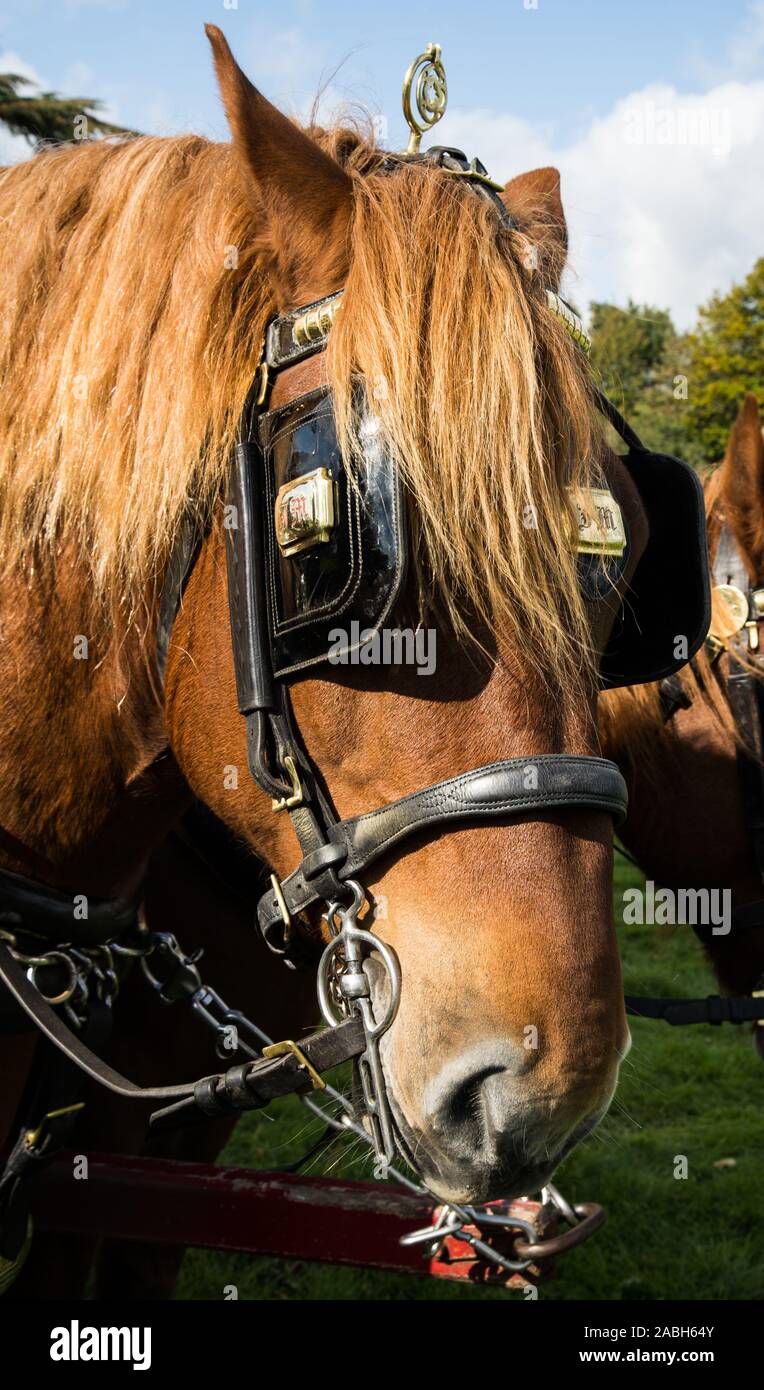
<box><xmin>0</xmin><ymin>24</ymin><xmax>647</xmax><ymax>1268</ymax></box>
<box><xmin>600</xmin><ymin>394</ymin><xmax>764</xmax><ymax>1048</ymax></box>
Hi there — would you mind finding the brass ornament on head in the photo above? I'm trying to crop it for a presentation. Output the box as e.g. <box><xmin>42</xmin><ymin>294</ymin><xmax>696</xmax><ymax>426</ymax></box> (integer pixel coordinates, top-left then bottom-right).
<box><xmin>402</xmin><ymin>42</ymin><xmax>447</xmax><ymax>154</ymax></box>
<box><xmin>709</xmin><ymin>584</ymin><xmax>749</xmax><ymax>643</ymax></box>
<box><xmin>293</xmin><ymin>296</ymin><xmax>342</xmax><ymax>348</ymax></box>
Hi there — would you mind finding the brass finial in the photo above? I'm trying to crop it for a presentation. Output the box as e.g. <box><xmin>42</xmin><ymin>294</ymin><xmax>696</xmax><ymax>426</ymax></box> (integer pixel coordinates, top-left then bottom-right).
<box><xmin>402</xmin><ymin>42</ymin><xmax>447</xmax><ymax>155</ymax></box>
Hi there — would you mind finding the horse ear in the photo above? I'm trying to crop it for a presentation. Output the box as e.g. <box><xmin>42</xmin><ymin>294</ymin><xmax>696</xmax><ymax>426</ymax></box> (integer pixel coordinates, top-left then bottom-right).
<box><xmin>718</xmin><ymin>394</ymin><xmax>764</xmax><ymax>576</ymax></box>
<box><xmin>205</xmin><ymin>24</ymin><xmax>353</xmax><ymax>307</ymax></box>
<box><xmin>501</xmin><ymin>167</ymin><xmax>567</xmax><ymax>289</ymax></box>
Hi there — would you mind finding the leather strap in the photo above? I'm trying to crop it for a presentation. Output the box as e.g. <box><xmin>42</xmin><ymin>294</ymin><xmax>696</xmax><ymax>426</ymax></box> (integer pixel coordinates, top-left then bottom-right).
<box><xmin>258</xmin><ymin>755</ymin><xmax>628</xmax><ymax>946</ymax></box>
<box><xmin>265</xmin><ymin>290</ymin><xmax>344</xmax><ymax>371</ymax></box>
<box><xmin>0</xmin><ymin>866</ymin><xmax>141</xmax><ymax>947</ymax></box>
<box><xmin>149</xmin><ymin>1015</ymin><xmax>366</xmax><ymax>1131</ymax></box>
<box><xmin>0</xmin><ymin>942</ymin><xmax>366</xmax><ymax>1106</ymax></box>
<box><xmin>625</xmin><ymin>992</ymin><xmax>764</xmax><ymax>1025</ymax></box>
<box><xmin>156</xmin><ymin>511</ymin><xmax>203</xmax><ymax>687</ymax></box>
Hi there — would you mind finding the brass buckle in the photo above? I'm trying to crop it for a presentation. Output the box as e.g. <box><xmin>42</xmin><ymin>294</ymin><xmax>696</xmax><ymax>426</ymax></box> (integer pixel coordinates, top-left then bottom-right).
<box><xmin>25</xmin><ymin>1102</ymin><xmax>85</xmax><ymax>1151</ymax></box>
<box><xmin>269</xmin><ymin>873</ymin><xmax>292</xmax><ymax>943</ymax></box>
<box><xmin>261</xmin><ymin>1039</ymin><xmax>326</xmax><ymax>1091</ymax></box>
<box><xmin>255</xmin><ymin>360</ymin><xmax>272</xmax><ymax>408</ymax></box>
<box><xmin>271</xmin><ymin>755</ymin><xmax>303</xmax><ymax>812</ymax></box>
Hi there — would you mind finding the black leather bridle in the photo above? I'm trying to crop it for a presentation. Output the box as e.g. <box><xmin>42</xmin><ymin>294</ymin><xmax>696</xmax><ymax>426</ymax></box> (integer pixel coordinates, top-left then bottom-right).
<box><xmin>219</xmin><ymin>324</ymin><xmax>628</xmax><ymax>963</ymax></box>
<box><xmin>157</xmin><ymin>147</ymin><xmax>632</xmax><ymax>970</ymax></box>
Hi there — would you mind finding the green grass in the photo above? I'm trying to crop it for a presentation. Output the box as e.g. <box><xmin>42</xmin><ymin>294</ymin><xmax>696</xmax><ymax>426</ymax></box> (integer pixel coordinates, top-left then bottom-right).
<box><xmin>175</xmin><ymin>854</ymin><xmax>764</xmax><ymax>1300</ymax></box>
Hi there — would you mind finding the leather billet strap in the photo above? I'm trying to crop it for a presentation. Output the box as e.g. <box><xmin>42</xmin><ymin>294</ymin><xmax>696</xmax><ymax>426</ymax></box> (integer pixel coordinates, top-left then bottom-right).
<box><xmin>150</xmin><ymin>1016</ymin><xmax>366</xmax><ymax>1130</ymax></box>
<box><xmin>257</xmin><ymin>756</ymin><xmax>628</xmax><ymax>950</ymax></box>
<box><xmin>0</xmin><ymin>941</ymin><xmax>365</xmax><ymax>1111</ymax></box>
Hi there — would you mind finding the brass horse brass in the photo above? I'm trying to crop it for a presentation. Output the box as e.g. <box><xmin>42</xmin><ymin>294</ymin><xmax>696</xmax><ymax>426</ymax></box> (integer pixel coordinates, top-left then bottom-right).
<box><xmin>572</xmin><ymin>488</ymin><xmax>626</xmax><ymax>557</ymax></box>
<box><xmin>710</xmin><ymin>583</ymin><xmax>749</xmax><ymax>640</ymax></box>
<box><xmin>275</xmin><ymin>468</ymin><xmax>335</xmax><ymax>556</ymax></box>
<box><xmin>402</xmin><ymin>42</ymin><xmax>448</xmax><ymax>155</ymax></box>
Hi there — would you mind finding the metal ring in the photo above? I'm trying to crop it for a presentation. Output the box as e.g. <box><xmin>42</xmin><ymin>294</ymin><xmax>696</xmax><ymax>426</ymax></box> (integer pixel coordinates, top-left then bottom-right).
<box><xmin>513</xmin><ymin>1202</ymin><xmax>606</xmax><ymax>1261</ymax></box>
<box><xmin>27</xmin><ymin>952</ymin><xmax>78</xmax><ymax>1006</ymax></box>
<box><xmin>317</xmin><ymin>925</ymin><xmax>401</xmax><ymax>1037</ymax></box>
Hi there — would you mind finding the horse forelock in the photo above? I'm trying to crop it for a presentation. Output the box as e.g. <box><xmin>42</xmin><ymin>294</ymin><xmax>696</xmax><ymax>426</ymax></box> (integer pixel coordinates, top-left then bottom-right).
<box><xmin>328</xmin><ymin>157</ymin><xmax>604</xmax><ymax>697</ymax></box>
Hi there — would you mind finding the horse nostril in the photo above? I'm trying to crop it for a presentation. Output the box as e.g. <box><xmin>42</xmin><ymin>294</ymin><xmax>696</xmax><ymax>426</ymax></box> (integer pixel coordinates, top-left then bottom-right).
<box><xmin>421</xmin><ymin>1041</ymin><xmax>537</xmax><ymax>1157</ymax></box>
<box><xmin>439</xmin><ymin>1065</ymin><xmax>510</xmax><ymax>1130</ymax></box>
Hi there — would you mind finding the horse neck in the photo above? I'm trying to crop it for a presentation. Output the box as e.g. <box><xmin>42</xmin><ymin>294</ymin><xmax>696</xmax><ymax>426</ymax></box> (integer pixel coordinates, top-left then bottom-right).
<box><xmin>0</xmin><ymin>553</ymin><xmax>191</xmax><ymax>893</ymax></box>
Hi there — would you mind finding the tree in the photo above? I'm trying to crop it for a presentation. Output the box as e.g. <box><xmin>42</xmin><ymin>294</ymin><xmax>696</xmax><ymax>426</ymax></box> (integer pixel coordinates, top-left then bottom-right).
<box><xmin>0</xmin><ymin>72</ymin><xmax>129</xmax><ymax>146</ymax></box>
<box><xmin>587</xmin><ymin>299</ymin><xmax>706</xmax><ymax>465</ymax></box>
<box><xmin>589</xmin><ymin>299</ymin><xmax>675</xmax><ymax>417</ymax></box>
<box><xmin>683</xmin><ymin>258</ymin><xmax>764</xmax><ymax>465</ymax></box>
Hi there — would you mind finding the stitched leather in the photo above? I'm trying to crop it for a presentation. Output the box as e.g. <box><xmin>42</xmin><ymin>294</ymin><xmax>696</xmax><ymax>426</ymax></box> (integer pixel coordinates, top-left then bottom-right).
<box><xmin>258</xmin><ymin>755</ymin><xmax>627</xmax><ymax>941</ymax></box>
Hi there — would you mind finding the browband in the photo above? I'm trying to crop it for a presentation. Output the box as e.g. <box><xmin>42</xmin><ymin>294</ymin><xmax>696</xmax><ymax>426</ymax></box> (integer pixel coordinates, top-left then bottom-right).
<box><xmin>259</xmin><ymin>290</ymin><xmax>589</xmax><ymax>376</ymax></box>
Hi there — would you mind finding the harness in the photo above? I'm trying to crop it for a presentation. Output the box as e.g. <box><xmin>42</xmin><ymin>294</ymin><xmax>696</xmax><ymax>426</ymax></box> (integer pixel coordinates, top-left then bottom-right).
<box><xmin>626</xmin><ymin>522</ymin><xmax>764</xmax><ymax>1026</ymax></box>
<box><xmin>0</xmin><ymin>143</ymin><xmax>712</xmax><ymax>1283</ymax></box>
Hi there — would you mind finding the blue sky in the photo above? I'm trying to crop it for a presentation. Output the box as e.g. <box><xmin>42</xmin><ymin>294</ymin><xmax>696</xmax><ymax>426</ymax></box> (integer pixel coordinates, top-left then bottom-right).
<box><xmin>1</xmin><ymin>0</ymin><xmax>762</xmax><ymax>325</ymax></box>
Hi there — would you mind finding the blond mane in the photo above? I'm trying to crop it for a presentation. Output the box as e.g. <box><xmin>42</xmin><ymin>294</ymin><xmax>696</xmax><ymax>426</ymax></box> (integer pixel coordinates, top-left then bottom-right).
<box><xmin>0</xmin><ymin>127</ymin><xmax>602</xmax><ymax>691</ymax></box>
<box><xmin>0</xmin><ymin>134</ymin><xmax>268</xmax><ymax>606</ymax></box>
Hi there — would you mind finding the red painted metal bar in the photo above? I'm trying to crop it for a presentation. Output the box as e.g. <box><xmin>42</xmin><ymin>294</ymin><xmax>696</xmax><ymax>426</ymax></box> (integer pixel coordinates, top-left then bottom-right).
<box><xmin>30</xmin><ymin>1151</ymin><xmax>541</xmax><ymax>1287</ymax></box>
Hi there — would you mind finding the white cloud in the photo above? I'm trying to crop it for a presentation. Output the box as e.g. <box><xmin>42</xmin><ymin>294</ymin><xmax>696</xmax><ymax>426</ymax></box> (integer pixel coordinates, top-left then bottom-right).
<box><xmin>436</xmin><ymin>79</ymin><xmax>764</xmax><ymax>330</ymax></box>
<box><xmin>687</xmin><ymin>0</ymin><xmax>764</xmax><ymax>85</ymax></box>
<box><xmin>61</xmin><ymin>57</ymin><xmax>120</xmax><ymax>123</ymax></box>
<box><xmin>242</xmin><ymin>26</ymin><xmax>331</xmax><ymax>106</ymax></box>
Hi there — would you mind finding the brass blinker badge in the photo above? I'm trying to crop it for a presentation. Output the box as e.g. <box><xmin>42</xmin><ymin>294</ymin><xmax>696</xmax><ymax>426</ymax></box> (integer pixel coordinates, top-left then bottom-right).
<box><xmin>571</xmin><ymin>488</ymin><xmax>626</xmax><ymax>557</ymax></box>
<box><xmin>275</xmin><ymin>468</ymin><xmax>336</xmax><ymax>557</ymax></box>
<box><xmin>710</xmin><ymin>584</ymin><xmax>749</xmax><ymax>642</ymax></box>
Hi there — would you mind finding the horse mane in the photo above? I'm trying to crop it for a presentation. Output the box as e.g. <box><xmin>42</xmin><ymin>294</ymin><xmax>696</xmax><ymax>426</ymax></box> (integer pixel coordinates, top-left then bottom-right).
<box><xmin>328</xmin><ymin>158</ymin><xmax>603</xmax><ymax>686</ymax></box>
<box><xmin>0</xmin><ymin>123</ymin><xmax>602</xmax><ymax>692</ymax></box>
<box><xmin>0</xmin><ymin>134</ymin><xmax>268</xmax><ymax>608</ymax></box>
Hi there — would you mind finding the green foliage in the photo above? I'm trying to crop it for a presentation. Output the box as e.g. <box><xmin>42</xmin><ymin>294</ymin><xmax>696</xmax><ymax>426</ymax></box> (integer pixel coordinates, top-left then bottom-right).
<box><xmin>589</xmin><ymin>299</ymin><xmax>675</xmax><ymax>417</ymax></box>
<box><xmin>684</xmin><ymin>258</ymin><xmax>764</xmax><ymax>465</ymax></box>
<box><xmin>0</xmin><ymin>72</ymin><xmax>130</xmax><ymax>144</ymax></box>
<box><xmin>588</xmin><ymin>299</ymin><xmax>707</xmax><ymax>467</ymax></box>
<box><xmin>587</xmin><ymin>274</ymin><xmax>764</xmax><ymax>470</ymax></box>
